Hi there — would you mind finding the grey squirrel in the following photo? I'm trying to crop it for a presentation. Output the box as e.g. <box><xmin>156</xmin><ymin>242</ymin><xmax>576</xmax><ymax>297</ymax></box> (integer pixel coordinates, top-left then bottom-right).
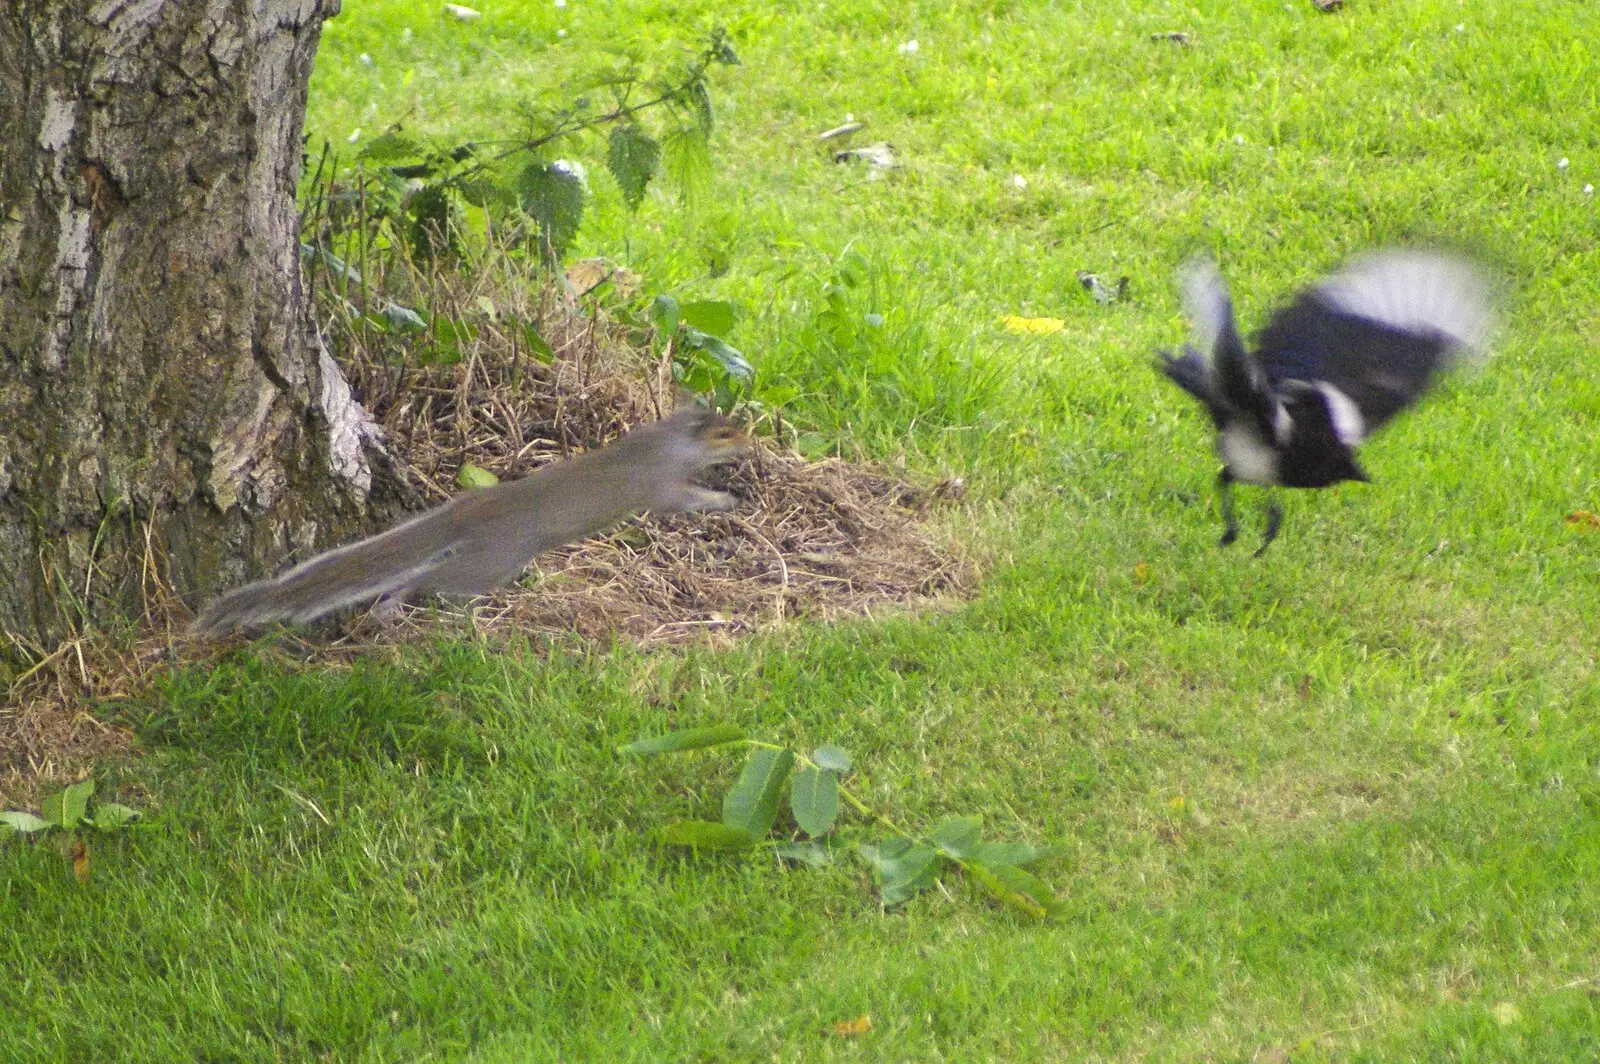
<box><xmin>190</xmin><ymin>405</ymin><xmax>748</xmax><ymax>637</ymax></box>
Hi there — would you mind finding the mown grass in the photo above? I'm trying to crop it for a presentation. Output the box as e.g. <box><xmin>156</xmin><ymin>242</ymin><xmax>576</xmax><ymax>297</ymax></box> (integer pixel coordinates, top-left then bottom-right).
<box><xmin>4</xmin><ymin>0</ymin><xmax>1598</xmax><ymax>1060</ymax></box>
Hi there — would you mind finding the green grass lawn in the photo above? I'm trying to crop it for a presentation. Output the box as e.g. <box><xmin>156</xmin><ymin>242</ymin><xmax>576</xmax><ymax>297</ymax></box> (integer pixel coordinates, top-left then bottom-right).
<box><xmin>5</xmin><ymin>0</ymin><xmax>1599</xmax><ymax>1059</ymax></box>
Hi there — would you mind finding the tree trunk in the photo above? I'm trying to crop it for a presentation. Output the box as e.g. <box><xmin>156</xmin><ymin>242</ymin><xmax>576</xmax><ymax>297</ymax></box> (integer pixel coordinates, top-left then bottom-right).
<box><xmin>0</xmin><ymin>0</ymin><xmax>402</xmax><ymax>647</ymax></box>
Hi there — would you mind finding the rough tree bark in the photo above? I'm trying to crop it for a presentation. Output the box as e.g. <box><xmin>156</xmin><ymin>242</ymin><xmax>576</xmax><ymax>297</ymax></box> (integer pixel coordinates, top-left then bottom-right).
<box><xmin>0</xmin><ymin>0</ymin><xmax>402</xmax><ymax>647</ymax></box>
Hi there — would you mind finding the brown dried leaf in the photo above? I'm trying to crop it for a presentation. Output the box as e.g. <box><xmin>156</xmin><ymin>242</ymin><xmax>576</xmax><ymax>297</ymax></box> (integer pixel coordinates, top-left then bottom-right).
<box><xmin>71</xmin><ymin>836</ymin><xmax>90</xmax><ymax>882</ymax></box>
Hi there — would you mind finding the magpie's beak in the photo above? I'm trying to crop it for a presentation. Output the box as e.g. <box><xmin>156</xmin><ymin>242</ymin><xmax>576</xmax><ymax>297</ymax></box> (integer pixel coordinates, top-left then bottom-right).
<box><xmin>1348</xmin><ymin>463</ymin><xmax>1371</xmax><ymax>484</ymax></box>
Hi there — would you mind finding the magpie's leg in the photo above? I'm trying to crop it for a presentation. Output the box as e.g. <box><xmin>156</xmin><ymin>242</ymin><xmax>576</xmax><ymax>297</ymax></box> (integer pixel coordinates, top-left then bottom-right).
<box><xmin>1253</xmin><ymin>499</ymin><xmax>1284</xmax><ymax>558</ymax></box>
<box><xmin>1217</xmin><ymin>468</ymin><xmax>1239</xmax><ymax>547</ymax></box>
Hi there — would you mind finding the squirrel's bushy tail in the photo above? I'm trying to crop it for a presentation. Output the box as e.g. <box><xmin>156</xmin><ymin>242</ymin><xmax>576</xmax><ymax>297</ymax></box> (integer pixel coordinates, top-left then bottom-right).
<box><xmin>188</xmin><ymin>534</ymin><xmax>451</xmax><ymax>638</ymax></box>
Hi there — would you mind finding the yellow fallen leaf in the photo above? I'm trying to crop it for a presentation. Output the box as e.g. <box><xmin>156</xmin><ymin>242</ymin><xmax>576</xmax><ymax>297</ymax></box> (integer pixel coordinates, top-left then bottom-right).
<box><xmin>1000</xmin><ymin>315</ymin><xmax>1065</xmax><ymax>336</ymax></box>
<box><xmin>1492</xmin><ymin>1001</ymin><xmax>1522</xmax><ymax>1026</ymax></box>
<box><xmin>565</xmin><ymin>257</ymin><xmax>641</xmax><ymax>300</ymax></box>
<box><xmin>1133</xmin><ymin>561</ymin><xmax>1150</xmax><ymax>585</ymax></box>
<box><xmin>1564</xmin><ymin>510</ymin><xmax>1599</xmax><ymax>530</ymax></box>
<box><xmin>71</xmin><ymin>837</ymin><xmax>90</xmax><ymax>882</ymax></box>
<box><xmin>565</xmin><ymin>257</ymin><xmax>611</xmax><ymax>297</ymax></box>
<box><xmin>826</xmin><ymin>1014</ymin><xmax>873</xmax><ymax>1037</ymax></box>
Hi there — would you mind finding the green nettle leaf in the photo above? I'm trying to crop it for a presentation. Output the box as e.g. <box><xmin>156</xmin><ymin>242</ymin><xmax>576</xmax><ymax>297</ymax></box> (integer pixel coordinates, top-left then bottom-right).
<box><xmin>41</xmin><ymin>780</ymin><xmax>93</xmax><ymax>830</ymax></box>
<box><xmin>522</xmin><ymin>323</ymin><xmax>555</xmax><ymax>364</ymax></box>
<box><xmin>650</xmin><ymin>294</ymin><xmax>681</xmax><ymax>338</ymax></box>
<box><xmin>457</xmin><ymin>176</ymin><xmax>516</xmax><ymax>210</ymax></box>
<box><xmin>859</xmin><ymin>835</ymin><xmax>911</xmax><ymax>868</ymax></box>
<box><xmin>860</xmin><ymin>838</ymin><xmax>940</xmax><ymax>907</ymax></box>
<box><xmin>617</xmin><ymin>724</ymin><xmax>747</xmax><ymax>756</ymax></box>
<box><xmin>384</xmin><ymin>303</ymin><xmax>428</xmax><ymax>331</ymax></box>
<box><xmin>92</xmin><ymin>804</ymin><xmax>140</xmax><ymax>831</ymax></box>
<box><xmin>789</xmin><ymin>766</ymin><xmax>840</xmax><ymax>838</ymax></box>
<box><xmin>678</xmin><ymin>300</ymin><xmax>735</xmax><ymax>338</ymax></box>
<box><xmin>972</xmin><ymin>841</ymin><xmax>1056</xmax><ymax>867</ymax></box>
<box><xmin>812</xmin><ymin>745</ymin><xmax>853</xmax><ymax>773</ymax></box>
<box><xmin>702</xmin><ymin>337</ymin><xmax>753</xmax><ymax>380</ymax></box>
<box><xmin>721</xmin><ymin>748</ymin><xmax>795</xmax><ymax>837</ymax></box>
<box><xmin>0</xmin><ymin>811</ymin><xmax>51</xmax><ymax>834</ymax></box>
<box><xmin>772</xmin><ymin>840</ymin><xmax>832</xmax><ymax>868</ymax></box>
<box><xmin>679</xmin><ymin>328</ymin><xmax>754</xmax><ymax>382</ymax></box>
<box><xmin>456</xmin><ymin>464</ymin><xmax>500</xmax><ymax>490</ymax></box>
<box><xmin>688</xmin><ymin>77</ymin><xmax>715</xmax><ymax>133</ymax></box>
<box><xmin>407</xmin><ymin>182</ymin><xmax>462</xmax><ymax>263</ymax></box>
<box><xmin>663</xmin><ymin>126</ymin><xmax>713</xmax><ymax>204</ymax></box>
<box><xmin>607</xmin><ymin>125</ymin><xmax>661</xmax><ymax>212</ymax></box>
<box><xmin>301</xmin><ymin>243</ymin><xmax>362</xmax><ymax>285</ymax></box>
<box><xmin>967</xmin><ymin>861</ymin><xmax>1059</xmax><ymax>919</ymax></box>
<box><xmin>359</xmin><ymin>130</ymin><xmax>423</xmax><ymax>164</ymax></box>
<box><xmin>929</xmin><ymin>816</ymin><xmax>982</xmax><ymax>860</ymax></box>
<box><xmin>709</xmin><ymin>31</ymin><xmax>740</xmax><ymax>66</ymax></box>
<box><xmin>432</xmin><ymin>315</ymin><xmax>479</xmax><ymax>363</ymax></box>
<box><xmin>516</xmin><ymin>161</ymin><xmax>587</xmax><ymax>261</ymax></box>
<box><xmin>658</xmin><ymin>821</ymin><xmax>756</xmax><ymax>851</ymax></box>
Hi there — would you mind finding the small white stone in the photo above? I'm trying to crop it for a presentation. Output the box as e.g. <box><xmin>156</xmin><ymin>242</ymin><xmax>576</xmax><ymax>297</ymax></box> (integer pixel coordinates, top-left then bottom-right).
<box><xmin>347</xmin><ymin>128</ymin><xmax>361</xmax><ymax>143</ymax></box>
<box><xmin>1010</xmin><ymin>174</ymin><xmax>1027</xmax><ymax>190</ymax></box>
<box><xmin>897</xmin><ymin>39</ymin><xmax>919</xmax><ymax>55</ymax></box>
<box><xmin>555</xmin><ymin>0</ymin><xmax>566</xmax><ymax>8</ymax></box>
<box><xmin>1455</xmin><ymin>23</ymin><xmax>1465</xmax><ymax>32</ymax></box>
<box><xmin>444</xmin><ymin>4</ymin><xmax>481</xmax><ymax>20</ymax></box>
<box><xmin>556</xmin><ymin>27</ymin><xmax>566</xmax><ymax>37</ymax></box>
<box><xmin>1233</xmin><ymin>134</ymin><xmax>1245</xmax><ymax>145</ymax></box>
<box><xmin>359</xmin><ymin>53</ymin><xmax>373</xmax><ymax>66</ymax></box>
<box><xmin>1558</xmin><ymin>157</ymin><xmax>1569</xmax><ymax>170</ymax></box>
<box><xmin>1585</xmin><ymin>184</ymin><xmax>1595</xmax><ymax>195</ymax></box>
<box><xmin>402</xmin><ymin>27</ymin><xmax>414</xmax><ymax>42</ymax></box>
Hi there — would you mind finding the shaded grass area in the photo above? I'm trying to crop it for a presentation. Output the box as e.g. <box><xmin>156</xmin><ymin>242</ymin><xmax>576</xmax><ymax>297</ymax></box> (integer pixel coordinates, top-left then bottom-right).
<box><xmin>5</xmin><ymin>0</ymin><xmax>1599</xmax><ymax>1059</ymax></box>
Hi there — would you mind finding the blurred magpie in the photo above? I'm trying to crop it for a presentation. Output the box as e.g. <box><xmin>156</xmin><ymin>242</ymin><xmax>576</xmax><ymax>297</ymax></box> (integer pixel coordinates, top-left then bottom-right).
<box><xmin>1157</xmin><ymin>248</ymin><xmax>1495</xmax><ymax>554</ymax></box>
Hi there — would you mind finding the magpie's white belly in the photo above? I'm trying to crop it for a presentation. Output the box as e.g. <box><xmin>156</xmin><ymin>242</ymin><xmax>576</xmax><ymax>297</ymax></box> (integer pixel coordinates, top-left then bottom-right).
<box><xmin>1218</xmin><ymin>424</ymin><xmax>1281</xmax><ymax>485</ymax></box>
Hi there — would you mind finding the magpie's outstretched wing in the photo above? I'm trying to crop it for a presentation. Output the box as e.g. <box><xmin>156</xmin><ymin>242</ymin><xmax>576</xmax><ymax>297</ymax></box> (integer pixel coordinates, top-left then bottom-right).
<box><xmin>1156</xmin><ymin>344</ymin><xmax>1226</xmax><ymax>427</ymax></box>
<box><xmin>1179</xmin><ymin>256</ymin><xmax>1282</xmax><ymax>442</ymax></box>
<box><xmin>1255</xmin><ymin>250</ymin><xmax>1494</xmax><ymax>437</ymax></box>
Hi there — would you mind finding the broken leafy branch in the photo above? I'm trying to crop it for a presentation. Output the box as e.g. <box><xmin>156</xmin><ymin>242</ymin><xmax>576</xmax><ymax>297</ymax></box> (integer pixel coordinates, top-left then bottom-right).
<box><xmin>618</xmin><ymin>726</ymin><xmax>1063</xmax><ymax>917</ymax></box>
<box><xmin>312</xmin><ymin>29</ymin><xmax>740</xmax><ymax>267</ymax></box>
